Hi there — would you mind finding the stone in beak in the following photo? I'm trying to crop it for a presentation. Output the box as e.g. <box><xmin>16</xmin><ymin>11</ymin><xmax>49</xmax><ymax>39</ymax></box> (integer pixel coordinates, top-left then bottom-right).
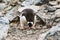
<box><xmin>27</xmin><ymin>22</ymin><xmax>33</xmax><ymax>27</ymax></box>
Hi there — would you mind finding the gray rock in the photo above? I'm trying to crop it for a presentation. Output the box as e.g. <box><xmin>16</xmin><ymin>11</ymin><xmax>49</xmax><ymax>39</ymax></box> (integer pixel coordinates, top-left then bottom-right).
<box><xmin>0</xmin><ymin>17</ymin><xmax>9</xmax><ymax>40</ymax></box>
<box><xmin>0</xmin><ymin>3</ymin><xmax>6</xmax><ymax>11</ymax></box>
<box><xmin>10</xmin><ymin>0</ymin><xmax>18</xmax><ymax>6</ymax></box>
<box><xmin>2</xmin><ymin>0</ymin><xmax>11</xmax><ymax>5</ymax></box>
<box><xmin>55</xmin><ymin>9</ymin><xmax>60</xmax><ymax>17</ymax></box>
<box><xmin>33</xmin><ymin>0</ymin><xmax>41</xmax><ymax>5</ymax></box>
<box><xmin>53</xmin><ymin>5</ymin><xmax>60</xmax><ymax>9</ymax></box>
<box><xmin>27</xmin><ymin>30</ymin><xmax>33</xmax><ymax>34</ymax></box>
<box><xmin>0</xmin><ymin>17</ymin><xmax>9</xmax><ymax>24</ymax></box>
<box><xmin>5</xmin><ymin>6</ymin><xmax>19</xmax><ymax>21</ymax></box>
<box><xmin>49</xmin><ymin>1</ymin><xmax>58</xmax><ymax>6</ymax></box>
<box><xmin>56</xmin><ymin>0</ymin><xmax>60</xmax><ymax>2</ymax></box>
<box><xmin>21</xmin><ymin>0</ymin><xmax>33</xmax><ymax>6</ymax></box>
<box><xmin>21</xmin><ymin>0</ymin><xmax>49</xmax><ymax>6</ymax></box>
<box><xmin>0</xmin><ymin>12</ymin><xmax>4</xmax><ymax>17</ymax></box>
<box><xmin>46</xmin><ymin>6</ymin><xmax>56</xmax><ymax>12</ymax></box>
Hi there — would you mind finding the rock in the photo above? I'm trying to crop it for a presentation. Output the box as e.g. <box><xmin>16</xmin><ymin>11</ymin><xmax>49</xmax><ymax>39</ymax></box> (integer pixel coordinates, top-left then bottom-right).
<box><xmin>0</xmin><ymin>17</ymin><xmax>9</xmax><ymax>24</ymax></box>
<box><xmin>0</xmin><ymin>17</ymin><xmax>9</xmax><ymax>40</ymax></box>
<box><xmin>4</xmin><ymin>6</ymin><xmax>12</xmax><ymax>11</ymax></box>
<box><xmin>10</xmin><ymin>0</ymin><xmax>17</xmax><ymax>6</ymax></box>
<box><xmin>17</xmin><ymin>0</ymin><xmax>24</xmax><ymax>2</ymax></box>
<box><xmin>21</xmin><ymin>0</ymin><xmax>49</xmax><ymax>6</ymax></box>
<box><xmin>33</xmin><ymin>0</ymin><xmax>41</xmax><ymax>5</ymax></box>
<box><xmin>55</xmin><ymin>9</ymin><xmax>60</xmax><ymax>17</ymax></box>
<box><xmin>5</xmin><ymin>11</ymin><xmax>19</xmax><ymax>21</ymax></box>
<box><xmin>0</xmin><ymin>3</ymin><xmax>6</xmax><ymax>11</ymax></box>
<box><xmin>46</xmin><ymin>27</ymin><xmax>60</xmax><ymax>40</ymax></box>
<box><xmin>0</xmin><ymin>10</ymin><xmax>7</xmax><ymax>17</ymax></box>
<box><xmin>46</xmin><ymin>6</ymin><xmax>56</xmax><ymax>12</ymax></box>
<box><xmin>38</xmin><ymin>32</ymin><xmax>48</xmax><ymax>40</ymax></box>
<box><xmin>21</xmin><ymin>0</ymin><xmax>33</xmax><ymax>6</ymax></box>
<box><xmin>35</xmin><ymin>0</ymin><xmax>49</xmax><ymax>5</ymax></box>
<box><xmin>41</xmin><ymin>0</ymin><xmax>49</xmax><ymax>4</ymax></box>
<box><xmin>49</xmin><ymin>1</ymin><xmax>58</xmax><ymax>6</ymax></box>
<box><xmin>5</xmin><ymin>6</ymin><xmax>19</xmax><ymax>21</ymax></box>
<box><xmin>17</xmin><ymin>0</ymin><xmax>21</xmax><ymax>5</ymax></box>
<box><xmin>38</xmin><ymin>23</ymin><xmax>60</xmax><ymax>40</ymax></box>
<box><xmin>27</xmin><ymin>30</ymin><xmax>33</xmax><ymax>34</ymax></box>
<box><xmin>18</xmin><ymin>5</ymin><xmax>40</xmax><ymax>12</ymax></box>
<box><xmin>3</xmin><ymin>0</ymin><xmax>10</xmax><ymax>4</ymax></box>
<box><xmin>0</xmin><ymin>12</ymin><xmax>4</xmax><ymax>17</ymax></box>
<box><xmin>53</xmin><ymin>5</ymin><xmax>60</xmax><ymax>9</ymax></box>
<box><xmin>56</xmin><ymin>0</ymin><xmax>60</xmax><ymax>2</ymax></box>
<box><xmin>55</xmin><ymin>18</ymin><xmax>60</xmax><ymax>22</ymax></box>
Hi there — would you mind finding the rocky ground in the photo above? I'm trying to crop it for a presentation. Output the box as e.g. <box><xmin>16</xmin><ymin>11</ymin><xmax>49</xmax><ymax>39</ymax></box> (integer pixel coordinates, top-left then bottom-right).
<box><xmin>0</xmin><ymin>0</ymin><xmax>60</xmax><ymax>40</ymax></box>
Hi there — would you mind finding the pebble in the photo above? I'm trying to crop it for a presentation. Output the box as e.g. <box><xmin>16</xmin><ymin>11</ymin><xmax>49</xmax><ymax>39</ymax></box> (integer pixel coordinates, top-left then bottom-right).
<box><xmin>49</xmin><ymin>1</ymin><xmax>58</xmax><ymax>6</ymax></box>
<box><xmin>46</xmin><ymin>6</ymin><xmax>56</xmax><ymax>12</ymax></box>
<box><xmin>27</xmin><ymin>30</ymin><xmax>33</xmax><ymax>34</ymax></box>
<box><xmin>55</xmin><ymin>9</ymin><xmax>60</xmax><ymax>17</ymax></box>
<box><xmin>21</xmin><ymin>0</ymin><xmax>33</xmax><ymax>6</ymax></box>
<box><xmin>53</xmin><ymin>5</ymin><xmax>60</xmax><ymax>9</ymax></box>
<box><xmin>10</xmin><ymin>0</ymin><xmax>17</xmax><ymax>6</ymax></box>
<box><xmin>0</xmin><ymin>3</ymin><xmax>6</xmax><ymax>11</ymax></box>
<box><xmin>56</xmin><ymin>0</ymin><xmax>60</xmax><ymax>2</ymax></box>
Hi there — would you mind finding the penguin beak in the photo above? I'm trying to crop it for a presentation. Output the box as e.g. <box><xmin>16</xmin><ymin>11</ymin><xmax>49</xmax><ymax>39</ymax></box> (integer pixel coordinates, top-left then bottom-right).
<box><xmin>27</xmin><ymin>22</ymin><xmax>33</xmax><ymax>27</ymax></box>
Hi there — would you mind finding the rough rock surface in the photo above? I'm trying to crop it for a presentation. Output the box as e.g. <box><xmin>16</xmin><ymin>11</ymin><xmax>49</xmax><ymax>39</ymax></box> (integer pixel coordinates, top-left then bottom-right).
<box><xmin>0</xmin><ymin>0</ymin><xmax>60</xmax><ymax>40</ymax></box>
